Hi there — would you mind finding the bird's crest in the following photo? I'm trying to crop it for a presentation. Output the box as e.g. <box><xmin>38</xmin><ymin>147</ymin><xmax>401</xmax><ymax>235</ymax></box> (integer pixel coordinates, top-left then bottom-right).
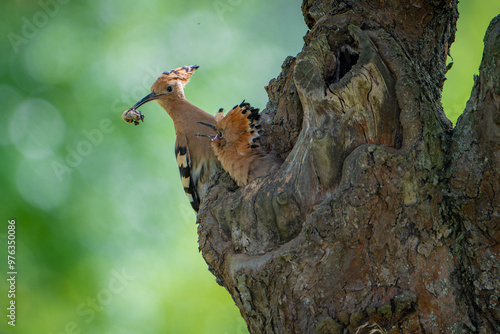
<box><xmin>157</xmin><ymin>65</ymin><xmax>199</xmax><ymax>88</ymax></box>
<box><xmin>215</xmin><ymin>101</ymin><xmax>262</xmax><ymax>155</ymax></box>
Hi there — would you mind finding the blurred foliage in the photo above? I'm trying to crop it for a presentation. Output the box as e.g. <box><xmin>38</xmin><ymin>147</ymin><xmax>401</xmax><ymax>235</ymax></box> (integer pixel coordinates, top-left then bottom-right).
<box><xmin>443</xmin><ymin>1</ymin><xmax>500</xmax><ymax>123</ymax></box>
<box><xmin>0</xmin><ymin>0</ymin><xmax>497</xmax><ymax>333</ymax></box>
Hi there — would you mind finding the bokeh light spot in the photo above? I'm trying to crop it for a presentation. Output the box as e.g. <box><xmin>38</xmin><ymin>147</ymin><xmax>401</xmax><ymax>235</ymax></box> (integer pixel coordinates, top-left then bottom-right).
<box><xmin>24</xmin><ymin>18</ymin><xmax>83</xmax><ymax>85</ymax></box>
<box><xmin>9</xmin><ymin>98</ymin><xmax>66</xmax><ymax>159</ymax></box>
<box><xmin>15</xmin><ymin>156</ymin><xmax>71</xmax><ymax>211</ymax></box>
<box><xmin>0</xmin><ymin>84</ymin><xmax>23</xmax><ymax>146</ymax></box>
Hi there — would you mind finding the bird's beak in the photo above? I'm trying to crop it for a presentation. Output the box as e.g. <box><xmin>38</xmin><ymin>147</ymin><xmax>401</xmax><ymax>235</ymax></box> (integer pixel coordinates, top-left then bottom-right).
<box><xmin>196</xmin><ymin>133</ymin><xmax>216</xmax><ymax>141</ymax></box>
<box><xmin>132</xmin><ymin>92</ymin><xmax>162</xmax><ymax>109</ymax></box>
<box><xmin>197</xmin><ymin>121</ymin><xmax>216</xmax><ymax>130</ymax></box>
<box><xmin>196</xmin><ymin>121</ymin><xmax>217</xmax><ymax>141</ymax></box>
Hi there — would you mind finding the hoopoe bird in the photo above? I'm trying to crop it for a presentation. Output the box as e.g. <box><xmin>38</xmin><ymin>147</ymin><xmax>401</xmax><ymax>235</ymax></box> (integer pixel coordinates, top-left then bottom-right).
<box><xmin>126</xmin><ymin>65</ymin><xmax>219</xmax><ymax>212</ymax></box>
<box><xmin>198</xmin><ymin>101</ymin><xmax>283</xmax><ymax>187</ymax></box>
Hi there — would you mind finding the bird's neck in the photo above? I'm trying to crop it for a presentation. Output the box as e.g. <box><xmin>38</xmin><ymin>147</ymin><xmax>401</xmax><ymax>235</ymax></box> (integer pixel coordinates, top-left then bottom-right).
<box><xmin>157</xmin><ymin>97</ymin><xmax>189</xmax><ymax>120</ymax></box>
<box><xmin>157</xmin><ymin>96</ymin><xmax>182</xmax><ymax>116</ymax></box>
<box><xmin>156</xmin><ymin>97</ymin><xmax>213</xmax><ymax>136</ymax></box>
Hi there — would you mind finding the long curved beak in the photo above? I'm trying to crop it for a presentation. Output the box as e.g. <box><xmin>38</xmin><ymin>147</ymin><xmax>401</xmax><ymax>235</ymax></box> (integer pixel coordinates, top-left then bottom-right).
<box><xmin>133</xmin><ymin>92</ymin><xmax>162</xmax><ymax>109</ymax></box>
<box><xmin>196</xmin><ymin>133</ymin><xmax>216</xmax><ymax>140</ymax></box>
<box><xmin>197</xmin><ymin>121</ymin><xmax>216</xmax><ymax>131</ymax></box>
<box><xmin>196</xmin><ymin>122</ymin><xmax>217</xmax><ymax>141</ymax></box>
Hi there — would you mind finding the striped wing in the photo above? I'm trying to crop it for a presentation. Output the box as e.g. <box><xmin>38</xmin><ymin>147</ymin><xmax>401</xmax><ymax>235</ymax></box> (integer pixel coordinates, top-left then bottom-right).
<box><xmin>175</xmin><ymin>142</ymin><xmax>200</xmax><ymax>212</ymax></box>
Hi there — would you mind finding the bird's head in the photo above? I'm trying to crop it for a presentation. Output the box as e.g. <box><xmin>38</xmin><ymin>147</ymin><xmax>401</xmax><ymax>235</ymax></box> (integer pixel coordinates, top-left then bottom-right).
<box><xmin>197</xmin><ymin>101</ymin><xmax>261</xmax><ymax>155</ymax></box>
<box><xmin>132</xmin><ymin>65</ymin><xmax>199</xmax><ymax>109</ymax></box>
<box><xmin>196</xmin><ymin>115</ymin><xmax>226</xmax><ymax>150</ymax></box>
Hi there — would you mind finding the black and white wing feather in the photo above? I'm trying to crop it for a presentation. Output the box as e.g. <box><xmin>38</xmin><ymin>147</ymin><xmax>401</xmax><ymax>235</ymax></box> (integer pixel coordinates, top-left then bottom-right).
<box><xmin>175</xmin><ymin>140</ymin><xmax>200</xmax><ymax>212</ymax></box>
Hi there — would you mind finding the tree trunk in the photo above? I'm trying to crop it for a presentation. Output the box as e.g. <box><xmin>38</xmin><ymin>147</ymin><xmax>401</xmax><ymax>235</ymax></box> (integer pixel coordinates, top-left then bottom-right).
<box><xmin>197</xmin><ymin>1</ymin><xmax>500</xmax><ymax>333</ymax></box>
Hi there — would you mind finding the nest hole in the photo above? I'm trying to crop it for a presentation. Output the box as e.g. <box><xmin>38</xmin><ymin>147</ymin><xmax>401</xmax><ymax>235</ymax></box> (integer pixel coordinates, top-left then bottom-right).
<box><xmin>326</xmin><ymin>45</ymin><xmax>360</xmax><ymax>86</ymax></box>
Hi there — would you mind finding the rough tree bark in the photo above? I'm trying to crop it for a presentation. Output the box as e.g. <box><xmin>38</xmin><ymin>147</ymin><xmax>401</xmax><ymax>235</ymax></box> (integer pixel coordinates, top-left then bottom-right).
<box><xmin>197</xmin><ymin>1</ymin><xmax>500</xmax><ymax>333</ymax></box>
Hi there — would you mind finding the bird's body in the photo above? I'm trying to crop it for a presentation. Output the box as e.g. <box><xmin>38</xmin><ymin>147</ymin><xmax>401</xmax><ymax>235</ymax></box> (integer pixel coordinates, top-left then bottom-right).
<box><xmin>199</xmin><ymin>101</ymin><xmax>283</xmax><ymax>187</ymax></box>
<box><xmin>129</xmin><ymin>65</ymin><xmax>219</xmax><ymax>211</ymax></box>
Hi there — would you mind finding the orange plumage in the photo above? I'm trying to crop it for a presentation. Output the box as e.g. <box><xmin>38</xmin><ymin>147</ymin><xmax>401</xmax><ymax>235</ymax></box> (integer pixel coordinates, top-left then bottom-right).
<box><xmin>124</xmin><ymin>65</ymin><xmax>219</xmax><ymax>212</ymax></box>
<box><xmin>200</xmin><ymin>101</ymin><xmax>283</xmax><ymax>187</ymax></box>
<box><xmin>151</xmin><ymin>65</ymin><xmax>198</xmax><ymax>93</ymax></box>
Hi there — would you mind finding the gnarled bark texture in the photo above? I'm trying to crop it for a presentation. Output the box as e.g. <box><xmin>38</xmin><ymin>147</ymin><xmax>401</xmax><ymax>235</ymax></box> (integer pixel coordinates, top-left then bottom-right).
<box><xmin>197</xmin><ymin>1</ymin><xmax>500</xmax><ymax>333</ymax></box>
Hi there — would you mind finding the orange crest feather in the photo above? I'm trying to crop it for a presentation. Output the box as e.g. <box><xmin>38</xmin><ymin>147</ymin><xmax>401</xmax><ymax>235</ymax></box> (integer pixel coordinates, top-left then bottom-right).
<box><xmin>158</xmin><ymin>65</ymin><xmax>199</xmax><ymax>88</ymax></box>
<box><xmin>215</xmin><ymin>101</ymin><xmax>261</xmax><ymax>155</ymax></box>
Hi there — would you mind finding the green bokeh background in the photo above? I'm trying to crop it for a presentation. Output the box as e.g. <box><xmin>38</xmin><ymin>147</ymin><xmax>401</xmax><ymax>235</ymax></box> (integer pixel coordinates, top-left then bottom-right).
<box><xmin>0</xmin><ymin>1</ymin><xmax>498</xmax><ymax>333</ymax></box>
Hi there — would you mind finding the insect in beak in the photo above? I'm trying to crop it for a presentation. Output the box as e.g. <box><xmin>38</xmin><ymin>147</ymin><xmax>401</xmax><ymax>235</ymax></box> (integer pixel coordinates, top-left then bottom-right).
<box><xmin>122</xmin><ymin>108</ymin><xmax>145</xmax><ymax>125</ymax></box>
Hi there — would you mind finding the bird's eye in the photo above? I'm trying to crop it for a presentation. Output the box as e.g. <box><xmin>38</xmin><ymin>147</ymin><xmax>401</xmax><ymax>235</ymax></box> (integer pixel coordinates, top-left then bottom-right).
<box><xmin>166</xmin><ymin>86</ymin><xmax>173</xmax><ymax>92</ymax></box>
<box><xmin>217</xmin><ymin>132</ymin><xmax>223</xmax><ymax>138</ymax></box>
